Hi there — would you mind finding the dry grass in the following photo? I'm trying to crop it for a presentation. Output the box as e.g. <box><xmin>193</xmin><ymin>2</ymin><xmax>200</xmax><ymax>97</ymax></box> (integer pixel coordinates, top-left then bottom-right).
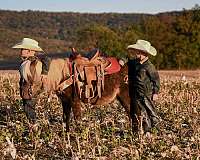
<box><xmin>159</xmin><ymin>70</ymin><xmax>200</xmax><ymax>80</ymax></box>
<box><xmin>0</xmin><ymin>70</ymin><xmax>200</xmax><ymax>159</ymax></box>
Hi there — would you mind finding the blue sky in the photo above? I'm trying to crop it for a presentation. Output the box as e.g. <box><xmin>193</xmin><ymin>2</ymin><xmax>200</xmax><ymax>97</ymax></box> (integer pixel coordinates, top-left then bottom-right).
<box><xmin>0</xmin><ymin>0</ymin><xmax>199</xmax><ymax>14</ymax></box>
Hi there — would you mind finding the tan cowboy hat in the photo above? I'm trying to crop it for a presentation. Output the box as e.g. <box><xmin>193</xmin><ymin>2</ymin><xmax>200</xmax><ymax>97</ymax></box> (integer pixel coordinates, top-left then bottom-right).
<box><xmin>127</xmin><ymin>39</ymin><xmax>157</xmax><ymax>56</ymax></box>
<box><xmin>12</xmin><ymin>38</ymin><xmax>43</xmax><ymax>52</ymax></box>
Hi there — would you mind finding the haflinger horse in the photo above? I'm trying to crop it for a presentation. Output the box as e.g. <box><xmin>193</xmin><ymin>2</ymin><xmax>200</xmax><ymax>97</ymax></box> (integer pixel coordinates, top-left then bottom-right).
<box><xmin>19</xmin><ymin>49</ymin><xmax>131</xmax><ymax>131</ymax></box>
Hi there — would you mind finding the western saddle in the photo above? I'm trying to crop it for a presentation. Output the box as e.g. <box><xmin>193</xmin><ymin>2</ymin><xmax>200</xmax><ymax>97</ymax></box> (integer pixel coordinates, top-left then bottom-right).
<box><xmin>73</xmin><ymin>50</ymin><xmax>110</xmax><ymax>102</ymax></box>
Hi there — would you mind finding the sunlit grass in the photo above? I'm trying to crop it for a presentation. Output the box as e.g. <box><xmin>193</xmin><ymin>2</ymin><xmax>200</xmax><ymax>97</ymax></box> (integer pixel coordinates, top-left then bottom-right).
<box><xmin>0</xmin><ymin>71</ymin><xmax>199</xmax><ymax>159</ymax></box>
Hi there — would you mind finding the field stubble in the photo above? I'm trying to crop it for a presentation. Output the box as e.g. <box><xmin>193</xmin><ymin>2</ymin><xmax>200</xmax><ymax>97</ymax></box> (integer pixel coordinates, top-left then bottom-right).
<box><xmin>0</xmin><ymin>70</ymin><xmax>199</xmax><ymax>159</ymax></box>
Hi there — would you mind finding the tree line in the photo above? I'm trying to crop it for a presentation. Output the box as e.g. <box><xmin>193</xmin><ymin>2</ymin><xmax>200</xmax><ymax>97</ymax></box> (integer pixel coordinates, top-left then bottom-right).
<box><xmin>0</xmin><ymin>5</ymin><xmax>199</xmax><ymax>69</ymax></box>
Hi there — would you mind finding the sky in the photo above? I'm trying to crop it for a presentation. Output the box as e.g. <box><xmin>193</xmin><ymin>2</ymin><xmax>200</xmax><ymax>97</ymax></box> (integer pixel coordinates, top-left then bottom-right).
<box><xmin>0</xmin><ymin>0</ymin><xmax>199</xmax><ymax>14</ymax></box>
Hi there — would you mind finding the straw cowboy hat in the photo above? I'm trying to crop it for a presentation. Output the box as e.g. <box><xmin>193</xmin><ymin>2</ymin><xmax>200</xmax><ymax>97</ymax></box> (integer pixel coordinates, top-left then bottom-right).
<box><xmin>12</xmin><ymin>38</ymin><xmax>43</xmax><ymax>52</ymax></box>
<box><xmin>127</xmin><ymin>39</ymin><xmax>157</xmax><ymax>56</ymax></box>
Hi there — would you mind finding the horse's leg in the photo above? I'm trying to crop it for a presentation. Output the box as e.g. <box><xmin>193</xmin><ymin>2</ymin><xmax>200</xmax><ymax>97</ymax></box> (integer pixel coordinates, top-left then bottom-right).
<box><xmin>117</xmin><ymin>84</ymin><xmax>143</xmax><ymax>134</ymax></box>
<box><xmin>60</xmin><ymin>96</ymin><xmax>72</xmax><ymax>132</ymax></box>
<box><xmin>72</xmin><ymin>96</ymin><xmax>82</xmax><ymax>120</ymax></box>
<box><xmin>116</xmin><ymin>84</ymin><xmax>131</xmax><ymax>119</ymax></box>
<box><xmin>58</xmin><ymin>86</ymin><xmax>77</xmax><ymax>131</ymax></box>
<box><xmin>59</xmin><ymin>86</ymin><xmax>82</xmax><ymax>131</ymax></box>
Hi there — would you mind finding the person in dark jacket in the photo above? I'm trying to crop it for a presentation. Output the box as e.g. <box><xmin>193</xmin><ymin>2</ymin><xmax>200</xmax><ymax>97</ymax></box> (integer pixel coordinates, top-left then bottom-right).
<box><xmin>127</xmin><ymin>39</ymin><xmax>160</xmax><ymax>133</ymax></box>
<box><xmin>12</xmin><ymin>38</ymin><xmax>50</xmax><ymax>123</ymax></box>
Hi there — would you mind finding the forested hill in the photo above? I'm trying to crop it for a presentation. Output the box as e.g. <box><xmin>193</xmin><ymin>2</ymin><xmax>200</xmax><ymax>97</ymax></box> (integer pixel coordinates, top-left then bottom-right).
<box><xmin>0</xmin><ymin>10</ymin><xmax>151</xmax><ymax>58</ymax></box>
<box><xmin>0</xmin><ymin>6</ymin><xmax>200</xmax><ymax>69</ymax></box>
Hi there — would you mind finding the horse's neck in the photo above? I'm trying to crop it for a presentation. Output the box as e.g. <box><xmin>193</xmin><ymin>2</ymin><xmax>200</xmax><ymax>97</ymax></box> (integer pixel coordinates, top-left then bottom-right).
<box><xmin>62</xmin><ymin>58</ymin><xmax>72</xmax><ymax>80</ymax></box>
<box><xmin>44</xmin><ymin>58</ymin><xmax>71</xmax><ymax>91</ymax></box>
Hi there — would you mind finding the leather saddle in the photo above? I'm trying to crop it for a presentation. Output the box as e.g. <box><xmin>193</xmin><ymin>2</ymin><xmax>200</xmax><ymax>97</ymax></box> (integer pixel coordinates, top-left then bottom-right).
<box><xmin>73</xmin><ymin>50</ymin><xmax>110</xmax><ymax>102</ymax></box>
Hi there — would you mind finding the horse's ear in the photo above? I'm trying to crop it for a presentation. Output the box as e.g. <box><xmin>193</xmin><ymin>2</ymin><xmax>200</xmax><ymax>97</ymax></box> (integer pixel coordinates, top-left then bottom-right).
<box><xmin>71</xmin><ymin>47</ymin><xmax>76</xmax><ymax>54</ymax></box>
<box><xmin>96</xmin><ymin>49</ymin><xmax>100</xmax><ymax>55</ymax></box>
<box><xmin>70</xmin><ymin>47</ymin><xmax>79</xmax><ymax>60</ymax></box>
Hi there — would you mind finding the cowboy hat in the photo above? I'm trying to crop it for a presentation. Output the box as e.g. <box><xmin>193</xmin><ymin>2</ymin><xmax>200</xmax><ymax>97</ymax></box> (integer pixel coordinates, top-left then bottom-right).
<box><xmin>12</xmin><ymin>38</ymin><xmax>43</xmax><ymax>52</ymax></box>
<box><xmin>127</xmin><ymin>39</ymin><xmax>157</xmax><ymax>56</ymax></box>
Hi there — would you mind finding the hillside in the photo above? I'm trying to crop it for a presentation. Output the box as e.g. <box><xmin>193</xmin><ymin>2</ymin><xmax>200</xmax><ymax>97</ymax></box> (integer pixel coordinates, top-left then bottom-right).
<box><xmin>0</xmin><ymin>27</ymin><xmax>70</xmax><ymax>59</ymax></box>
<box><xmin>0</xmin><ymin>10</ymin><xmax>150</xmax><ymax>59</ymax></box>
<box><xmin>0</xmin><ymin>7</ymin><xmax>200</xmax><ymax>69</ymax></box>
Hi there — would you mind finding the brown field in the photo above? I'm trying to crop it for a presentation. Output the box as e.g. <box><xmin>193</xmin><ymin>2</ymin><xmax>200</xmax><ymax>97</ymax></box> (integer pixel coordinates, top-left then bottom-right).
<box><xmin>0</xmin><ymin>70</ymin><xmax>199</xmax><ymax>159</ymax></box>
<box><xmin>159</xmin><ymin>70</ymin><xmax>200</xmax><ymax>80</ymax></box>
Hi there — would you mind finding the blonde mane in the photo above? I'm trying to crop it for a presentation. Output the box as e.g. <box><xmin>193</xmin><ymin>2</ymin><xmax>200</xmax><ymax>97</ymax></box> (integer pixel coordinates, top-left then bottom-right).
<box><xmin>19</xmin><ymin>60</ymin><xmax>32</xmax><ymax>82</ymax></box>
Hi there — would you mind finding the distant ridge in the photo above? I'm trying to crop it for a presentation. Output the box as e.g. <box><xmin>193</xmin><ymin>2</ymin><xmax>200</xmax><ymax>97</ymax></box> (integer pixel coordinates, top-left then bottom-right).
<box><xmin>0</xmin><ymin>9</ymin><xmax>183</xmax><ymax>59</ymax></box>
<box><xmin>1</xmin><ymin>7</ymin><xmax>200</xmax><ymax>70</ymax></box>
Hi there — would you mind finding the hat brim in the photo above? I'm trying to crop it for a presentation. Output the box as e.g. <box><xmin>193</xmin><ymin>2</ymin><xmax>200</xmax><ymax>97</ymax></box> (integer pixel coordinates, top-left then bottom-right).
<box><xmin>12</xmin><ymin>43</ymin><xmax>43</xmax><ymax>52</ymax></box>
<box><xmin>127</xmin><ymin>44</ymin><xmax>157</xmax><ymax>56</ymax></box>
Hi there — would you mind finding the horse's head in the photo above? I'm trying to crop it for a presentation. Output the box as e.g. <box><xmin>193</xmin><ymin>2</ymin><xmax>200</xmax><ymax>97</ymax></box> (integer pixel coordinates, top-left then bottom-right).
<box><xmin>19</xmin><ymin>58</ymin><xmax>71</xmax><ymax>99</ymax></box>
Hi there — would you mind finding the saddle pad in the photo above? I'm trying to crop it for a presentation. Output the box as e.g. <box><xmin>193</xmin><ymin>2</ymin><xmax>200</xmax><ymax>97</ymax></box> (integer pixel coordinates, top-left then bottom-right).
<box><xmin>105</xmin><ymin>57</ymin><xmax>121</xmax><ymax>74</ymax></box>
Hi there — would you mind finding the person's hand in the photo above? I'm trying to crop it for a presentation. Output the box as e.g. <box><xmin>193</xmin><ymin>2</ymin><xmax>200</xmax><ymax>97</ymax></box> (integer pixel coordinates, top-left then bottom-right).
<box><xmin>152</xmin><ymin>94</ymin><xmax>158</xmax><ymax>101</ymax></box>
<box><xmin>124</xmin><ymin>75</ymin><xmax>128</xmax><ymax>84</ymax></box>
<box><xmin>119</xmin><ymin>59</ymin><xmax>125</xmax><ymax>66</ymax></box>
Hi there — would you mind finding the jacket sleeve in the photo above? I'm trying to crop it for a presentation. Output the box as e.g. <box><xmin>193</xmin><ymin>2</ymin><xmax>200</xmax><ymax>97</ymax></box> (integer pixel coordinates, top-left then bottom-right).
<box><xmin>146</xmin><ymin>65</ymin><xmax>160</xmax><ymax>94</ymax></box>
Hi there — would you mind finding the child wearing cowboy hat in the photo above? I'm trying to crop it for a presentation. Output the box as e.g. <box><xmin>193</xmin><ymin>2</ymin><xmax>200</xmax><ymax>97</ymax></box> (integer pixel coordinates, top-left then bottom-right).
<box><xmin>127</xmin><ymin>39</ymin><xmax>160</xmax><ymax>133</ymax></box>
<box><xmin>12</xmin><ymin>38</ymin><xmax>50</xmax><ymax>75</ymax></box>
<box><xmin>12</xmin><ymin>38</ymin><xmax>51</xmax><ymax>123</ymax></box>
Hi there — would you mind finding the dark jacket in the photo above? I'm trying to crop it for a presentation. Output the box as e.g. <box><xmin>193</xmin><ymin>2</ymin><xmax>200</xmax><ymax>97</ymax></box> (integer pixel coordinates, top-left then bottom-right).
<box><xmin>128</xmin><ymin>58</ymin><xmax>160</xmax><ymax>99</ymax></box>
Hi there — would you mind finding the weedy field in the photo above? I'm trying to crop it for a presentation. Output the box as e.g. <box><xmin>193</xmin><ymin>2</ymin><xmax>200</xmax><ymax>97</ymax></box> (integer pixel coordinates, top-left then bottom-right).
<box><xmin>0</xmin><ymin>70</ymin><xmax>199</xmax><ymax>159</ymax></box>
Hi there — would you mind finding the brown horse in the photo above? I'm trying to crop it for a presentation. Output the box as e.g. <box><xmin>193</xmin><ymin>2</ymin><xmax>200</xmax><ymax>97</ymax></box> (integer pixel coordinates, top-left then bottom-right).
<box><xmin>19</xmin><ymin>52</ymin><xmax>131</xmax><ymax>131</ymax></box>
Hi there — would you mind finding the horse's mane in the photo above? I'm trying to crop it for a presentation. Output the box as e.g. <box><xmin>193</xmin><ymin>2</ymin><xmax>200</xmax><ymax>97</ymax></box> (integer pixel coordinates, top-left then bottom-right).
<box><xmin>20</xmin><ymin>58</ymin><xmax>69</xmax><ymax>92</ymax></box>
